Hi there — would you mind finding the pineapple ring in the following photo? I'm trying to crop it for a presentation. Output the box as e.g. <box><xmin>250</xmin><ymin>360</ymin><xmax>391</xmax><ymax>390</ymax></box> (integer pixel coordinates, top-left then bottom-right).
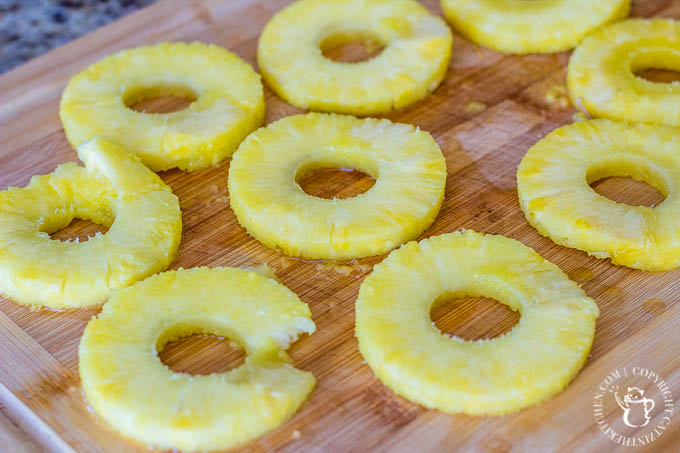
<box><xmin>79</xmin><ymin>267</ymin><xmax>316</xmax><ymax>452</ymax></box>
<box><xmin>518</xmin><ymin>119</ymin><xmax>680</xmax><ymax>271</ymax></box>
<box><xmin>60</xmin><ymin>42</ymin><xmax>265</xmax><ymax>172</ymax></box>
<box><xmin>0</xmin><ymin>137</ymin><xmax>182</xmax><ymax>309</ymax></box>
<box><xmin>228</xmin><ymin>113</ymin><xmax>447</xmax><ymax>260</ymax></box>
<box><xmin>356</xmin><ymin>230</ymin><xmax>598</xmax><ymax>415</ymax></box>
<box><xmin>440</xmin><ymin>0</ymin><xmax>629</xmax><ymax>54</ymax></box>
<box><xmin>568</xmin><ymin>18</ymin><xmax>680</xmax><ymax>127</ymax></box>
<box><xmin>257</xmin><ymin>0</ymin><xmax>452</xmax><ymax>115</ymax></box>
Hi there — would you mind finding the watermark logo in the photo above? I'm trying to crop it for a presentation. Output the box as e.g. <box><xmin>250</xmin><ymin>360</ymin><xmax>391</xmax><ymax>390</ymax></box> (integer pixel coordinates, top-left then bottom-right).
<box><xmin>593</xmin><ymin>366</ymin><xmax>673</xmax><ymax>447</ymax></box>
<box><xmin>615</xmin><ymin>386</ymin><xmax>654</xmax><ymax>428</ymax></box>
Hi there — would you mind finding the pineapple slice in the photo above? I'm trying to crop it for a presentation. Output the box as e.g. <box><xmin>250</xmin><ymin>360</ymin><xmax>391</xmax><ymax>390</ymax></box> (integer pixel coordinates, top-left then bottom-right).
<box><xmin>228</xmin><ymin>113</ymin><xmax>447</xmax><ymax>260</ymax></box>
<box><xmin>79</xmin><ymin>267</ymin><xmax>316</xmax><ymax>452</ymax></box>
<box><xmin>355</xmin><ymin>230</ymin><xmax>598</xmax><ymax>415</ymax></box>
<box><xmin>0</xmin><ymin>137</ymin><xmax>182</xmax><ymax>309</ymax></box>
<box><xmin>60</xmin><ymin>42</ymin><xmax>265</xmax><ymax>172</ymax></box>
<box><xmin>518</xmin><ymin>119</ymin><xmax>680</xmax><ymax>271</ymax></box>
<box><xmin>568</xmin><ymin>18</ymin><xmax>680</xmax><ymax>127</ymax></box>
<box><xmin>441</xmin><ymin>0</ymin><xmax>629</xmax><ymax>54</ymax></box>
<box><xmin>257</xmin><ymin>0</ymin><xmax>452</xmax><ymax>115</ymax></box>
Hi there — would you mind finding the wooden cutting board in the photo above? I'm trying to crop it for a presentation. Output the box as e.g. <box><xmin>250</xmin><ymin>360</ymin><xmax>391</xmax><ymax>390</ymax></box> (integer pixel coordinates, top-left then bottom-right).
<box><xmin>1</xmin><ymin>0</ymin><xmax>679</xmax><ymax>451</ymax></box>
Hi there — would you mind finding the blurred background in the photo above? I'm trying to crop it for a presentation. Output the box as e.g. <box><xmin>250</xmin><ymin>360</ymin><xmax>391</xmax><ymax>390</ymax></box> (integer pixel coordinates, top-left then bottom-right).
<box><xmin>0</xmin><ymin>0</ymin><xmax>157</xmax><ymax>74</ymax></box>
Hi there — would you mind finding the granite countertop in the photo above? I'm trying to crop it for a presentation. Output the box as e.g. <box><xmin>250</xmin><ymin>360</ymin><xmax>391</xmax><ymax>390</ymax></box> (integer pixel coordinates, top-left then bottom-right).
<box><xmin>0</xmin><ymin>0</ymin><xmax>157</xmax><ymax>74</ymax></box>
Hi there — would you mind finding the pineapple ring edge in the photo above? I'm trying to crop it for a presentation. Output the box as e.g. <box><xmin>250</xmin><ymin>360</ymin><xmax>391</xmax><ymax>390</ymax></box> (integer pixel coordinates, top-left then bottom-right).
<box><xmin>355</xmin><ymin>230</ymin><xmax>598</xmax><ymax>415</ymax></box>
<box><xmin>0</xmin><ymin>137</ymin><xmax>182</xmax><ymax>309</ymax></box>
<box><xmin>440</xmin><ymin>0</ymin><xmax>630</xmax><ymax>54</ymax></box>
<box><xmin>59</xmin><ymin>41</ymin><xmax>265</xmax><ymax>172</ymax></box>
<box><xmin>257</xmin><ymin>0</ymin><xmax>453</xmax><ymax>115</ymax></box>
<box><xmin>78</xmin><ymin>266</ymin><xmax>316</xmax><ymax>452</ymax></box>
<box><xmin>568</xmin><ymin>17</ymin><xmax>680</xmax><ymax>127</ymax></box>
<box><xmin>228</xmin><ymin>113</ymin><xmax>447</xmax><ymax>260</ymax></box>
<box><xmin>517</xmin><ymin>118</ymin><xmax>680</xmax><ymax>271</ymax></box>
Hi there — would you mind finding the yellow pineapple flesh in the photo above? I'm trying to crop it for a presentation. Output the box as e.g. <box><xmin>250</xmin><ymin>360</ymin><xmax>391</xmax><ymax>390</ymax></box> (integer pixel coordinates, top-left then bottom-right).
<box><xmin>0</xmin><ymin>137</ymin><xmax>182</xmax><ymax>309</ymax></box>
<box><xmin>517</xmin><ymin>119</ymin><xmax>680</xmax><ymax>271</ymax></box>
<box><xmin>568</xmin><ymin>18</ymin><xmax>680</xmax><ymax>127</ymax></box>
<box><xmin>441</xmin><ymin>0</ymin><xmax>629</xmax><ymax>54</ymax></box>
<box><xmin>79</xmin><ymin>267</ymin><xmax>316</xmax><ymax>452</ymax></box>
<box><xmin>355</xmin><ymin>230</ymin><xmax>598</xmax><ymax>415</ymax></box>
<box><xmin>257</xmin><ymin>0</ymin><xmax>452</xmax><ymax>115</ymax></box>
<box><xmin>60</xmin><ymin>42</ymin><xmax>265</xmax><ymax>172</ymax></box>
<box><xmin>228</xmin><ymin>113</ymin><xmax>447</xmax><ymax>260</ymax></box>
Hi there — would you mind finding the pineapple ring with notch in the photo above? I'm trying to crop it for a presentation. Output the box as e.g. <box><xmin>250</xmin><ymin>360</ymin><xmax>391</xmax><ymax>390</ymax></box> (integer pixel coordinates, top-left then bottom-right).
<box><xmin>440</xmin><ymin>0</ymin><xmax>629</xmax><ymax>54</ymax></box>
<box><xmin>60</xmin><ymin>42</ymin><xmax>265</xmax><ymax>172</ymax></box>
<box><xmin>257</xmin><ymin>0</ymin><xmax>453</xmax><ymax>115</ymax></box>
<box><xmin>0</xmin><ymin>137</ymin><xmax>182</xmax><ymax>309</ymax></box>
<box><xmin>518</xmin><ymin>119</ymin><xmax>680</xmax><ymax>272</ymax></box>
<box><xmin>568</xmin><ymin>18</ymin><xmax>680</xmax><ymax>127</ymax></box>
<box><xmin>79</xmin><ymin>267</ymin><xmax>316</xmax><ymax>452</ymax></box>
<box><xmin>228</xmin><ymin>113</ymin><xmax>447</xmax><ymax>260</ymax></box>
<box><xmin>355</xmin><ymin>230</ymin><xmax>599</xmax><ymax>415</ymax></box>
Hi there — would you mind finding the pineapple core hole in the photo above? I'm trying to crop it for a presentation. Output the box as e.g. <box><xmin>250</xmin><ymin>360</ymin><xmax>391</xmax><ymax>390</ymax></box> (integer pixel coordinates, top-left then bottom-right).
<box><xmin>587</xmin><ymin>162</ymin><xmax>667</xmax><ymax>209</ymax></box>
<box><xmin>158</xmin><ymin>334</ymin><xmax>246</xmax><ymax>376</ymax></box>
<box><xmin>631</xmin><ymin>50</ymin><xmax>680</xmax><ymax>84</ymax></box>
<box><xmin>430</xmin><ymin>294</ymin><xmax>520</xmax><ymax>341</ymax></box>
<box><xmin>124</xmin><ymin>84</ymin><xmax>197</xmax><ymax>114</ymax></box>
<box><xmin>48</xmin><ymin>218</ymin><xmax>109</xmax><ymax>242</ymax></box>
<box><xmin>320</xmin><ymin>31</ymin><xmax>385</xmax><ymax>63</ymax></box>
<box><xmin>589</xmin><ymin>177</ymin><xmax>665</xmax><ymax>207</ymax></box>
<box><xmin>296</xmin><ymin>167</ymin><xmax>376</xmax><ymax>199</ymax></box>
<box><xmin>634</xmin><ymin>68</ymin><xmax>680</xmax><ymax>84</ymax></box>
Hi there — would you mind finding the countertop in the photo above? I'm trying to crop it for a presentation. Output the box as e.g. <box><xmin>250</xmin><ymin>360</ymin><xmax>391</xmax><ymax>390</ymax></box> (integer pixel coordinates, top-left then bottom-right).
<box><xmin>0</xmin><ymin>0</ymin><xmax>156</xmax><ymax>74</ymax></box>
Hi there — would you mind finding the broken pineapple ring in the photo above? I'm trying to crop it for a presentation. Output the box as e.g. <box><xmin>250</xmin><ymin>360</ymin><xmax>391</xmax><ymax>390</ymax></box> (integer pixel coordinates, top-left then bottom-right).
<box><xmin>355</xmin><ymin>230</ymin><xmax>598</xmax><ymax>415</ymax></box>
<box><xmin>568</xmin><ymin>18</ymin><xmax>680</xmax><ymax>127</ymax></box>
<box><xmin>79</xmin><ymin>267</ymin><xmax>316</xmax><ymax>452</ymax></box>
<box><xmin>257</xmin><ymin>0</ymin><xmax>452</xmax><ymax>115</ymax></box>
<box><xmin>0</xmin><ymin>137</ymin><xmax>182</xmax><ymax>309</ymax></box>
<box><xmin>60</xmin><ymin>42</ymin><xmax>265</xmax><ymax>172</ymax></box>
<box><xmin>518</xmin><ymin>119</ymin><xmax>680</xmax><ymax>271</ymax></box>
<box><xmin>441</xmin><ymin>0</ymin><xmax>629</xmax><ymax>54</ymax></box>
<box><xmin>228</xmin><ymin>113</ymin><xmax>447</xmax><ymax>260</ymax></box>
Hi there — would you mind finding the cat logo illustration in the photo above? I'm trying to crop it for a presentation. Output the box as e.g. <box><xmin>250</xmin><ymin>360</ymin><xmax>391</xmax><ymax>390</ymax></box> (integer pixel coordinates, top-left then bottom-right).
<box><xmin>613</xmin><ymin>386</ymin><xmax>655</xmax><ymax>428</ymax></box>
<box><xmin>593</xmin><ymin>367</ymin><xmax>673</xmax><ymax>446</ymax></box>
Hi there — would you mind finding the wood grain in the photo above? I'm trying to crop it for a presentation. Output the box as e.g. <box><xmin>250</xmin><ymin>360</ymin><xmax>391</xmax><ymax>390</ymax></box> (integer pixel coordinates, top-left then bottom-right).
<box><xmin>0</xmin><ymin>0</ymin><xmax>679</xmax><ymax>452</ymax></box>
